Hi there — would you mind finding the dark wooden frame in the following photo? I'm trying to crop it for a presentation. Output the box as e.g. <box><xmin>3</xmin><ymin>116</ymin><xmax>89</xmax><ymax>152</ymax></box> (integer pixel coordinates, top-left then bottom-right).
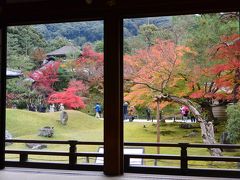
<box><xmin>0</xmin><ymin>0</ymin><xmax>7</xmax><ymax>170</ymax></box>
<box><xmin>0</xmin><ymin>0</ymin><xmax>239</xmax><ymax>176</ymax></box>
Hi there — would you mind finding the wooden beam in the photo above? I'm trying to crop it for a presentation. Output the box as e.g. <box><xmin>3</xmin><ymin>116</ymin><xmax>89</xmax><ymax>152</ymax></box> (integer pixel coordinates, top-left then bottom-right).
<box><xmin>104</xmin><ymin>13</ymin><xmax>123</xmax><ymax>175</ymax></box>
<box><xmin>0</xmin><ymin>0</ymin><xmax>6</xmax><ymax>170</ymax></box>
<box><xmin>3</xmin><ymin>0</ymin><xmax>239</xmax><ymax>25</ymax></box>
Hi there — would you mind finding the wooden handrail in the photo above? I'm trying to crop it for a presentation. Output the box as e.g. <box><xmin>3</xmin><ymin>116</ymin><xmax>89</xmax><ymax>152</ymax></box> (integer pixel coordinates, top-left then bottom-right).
<box><xmin>187</xmin><ymin>143</ymin><xmax>240</xmax><ymax>149</ymax></box>
<box><xmin>76</xmin><ymin>152</ymin><xmax>104</xmax><ymax>157</ymax></box>
<box><xmin>5</xmin><ymin>139</ymin><xmax>240</xmax><ymax>148</ymax></box>
<box><xmin>125</xmin><ymin>142</ymin><xmax>240</xmax><ymax>148</ymax></box>
<box><xmin>125</xmin><ymin>142</ymin><xmax>181</xmax><ymax>147</ymax></box>
<box><xmin>6</xmin><ymin>150</ymin><xmax>69</xmax><ymax>156</ymax></box>
<box><xmin>4</xmin><ymin>139</ymin><xmax>240</xmax><ymax>177</ymax></box>
<box><xmin>187</xmin><ymin>155</ymin><xmax>240</xmax><ymax>162</ymax></box>
<box><xmin>5</xmin><ymin>139</ymin><xmax>103</xmax><ymax>145</ymax></box>
<box><xmin>124</xmin><ymin>154</ymin><xmax>181</xmax><ymax>160</ymax></box>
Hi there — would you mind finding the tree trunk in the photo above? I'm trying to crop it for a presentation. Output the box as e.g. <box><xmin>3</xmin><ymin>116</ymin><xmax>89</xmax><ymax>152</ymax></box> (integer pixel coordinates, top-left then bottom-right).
<box><xmin>155</xmin><ymin>94</ymin><xmax>222</xmax><ymax>156</ymax></box>
<box><xmin>202</xmin><ymin>104</ymin><xmax>219</xmax><ymax>125</ymax></box>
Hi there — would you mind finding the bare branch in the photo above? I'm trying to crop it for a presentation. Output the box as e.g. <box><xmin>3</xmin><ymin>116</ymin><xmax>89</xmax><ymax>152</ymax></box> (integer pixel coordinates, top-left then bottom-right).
<box><xmin>124</xmin><ymin>79</ymin><xmax>162</xmax><ymax>92</ymax></box>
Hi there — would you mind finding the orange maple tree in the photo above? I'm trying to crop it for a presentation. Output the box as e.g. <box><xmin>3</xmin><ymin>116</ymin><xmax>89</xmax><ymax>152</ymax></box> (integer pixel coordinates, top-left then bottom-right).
<box><xmin>123</xmin><ymin>36</ymin><xmax>240</xmax><ymax>156</ymax></box>
<box><xmin>124</xmin><ymin>39</ymin><xmax>188</xmax><ymax>109</ymax></box>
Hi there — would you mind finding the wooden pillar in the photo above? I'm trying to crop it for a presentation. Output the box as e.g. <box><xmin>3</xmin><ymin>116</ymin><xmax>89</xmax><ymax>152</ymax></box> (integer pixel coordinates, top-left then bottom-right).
<box><xmin>155</xmin><ymin>99</ymin><xmax>160</xmax><ymax>166</ymax></box>
<box><xmin>0</xmin><ymin>0</ymin><xmax>6</xmax><ymax>170</ymax></box>
<box><xmin>104</xmin><ymin>13</ymin><xmax>123</xmax><ymax>175</ymax></box>
<box><xmin>156</xmin><ymin>100</ymin><xmax>160</xmax><ymax>154</ymax></box>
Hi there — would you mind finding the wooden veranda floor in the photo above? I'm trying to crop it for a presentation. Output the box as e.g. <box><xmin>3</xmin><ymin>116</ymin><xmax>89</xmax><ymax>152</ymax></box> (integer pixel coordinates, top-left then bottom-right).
<box><xmin>0</xmin><ymin>168</ymin><xmax>237</xmax><ymax>180</ymax></box>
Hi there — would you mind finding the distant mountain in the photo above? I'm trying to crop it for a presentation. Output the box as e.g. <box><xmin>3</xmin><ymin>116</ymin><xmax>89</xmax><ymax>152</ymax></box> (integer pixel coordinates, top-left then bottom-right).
<box><xmin>34</xmin><ymin>21</ymin><xmax>104</xmax><ymax>46</ymax></box>
<box><xmin>34</xmin><ymin>16</ymin><xmax>171</xmax><ymax>46</ymax></box>
<box><xmin>124</xmin><ymin>16</ymin><xmax>171</xmax><ymax>37</ymax></box>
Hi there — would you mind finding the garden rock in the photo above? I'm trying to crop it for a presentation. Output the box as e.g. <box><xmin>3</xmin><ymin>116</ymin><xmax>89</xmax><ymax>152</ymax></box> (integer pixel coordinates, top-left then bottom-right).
<box><xmin>38</xmin><ymin>126</ymin><xmax>54</xmax><ymax>137</ymax></box>
<box><xmin>183</xmin><ymin>131</ymin><xmax>197</xmax><ymax>138</ymax></box>
<box><xmin>26</xmin><ymin>143</ymin><xmax>47</xmax><ymax>150</ymax></box>
<box><xmin>60</xmin><ymin>111</ymin><xmax>68</xmax><ymax>125</ymax></box>
<box><xmin>179</xmin><ymin>123</ymin><xmax>193</xmax><ymax>129</ymax></box>
<box><xmin>5</xmin><ymin>130</ymin><xmax>13</xmax><ymax>146</ymax></box>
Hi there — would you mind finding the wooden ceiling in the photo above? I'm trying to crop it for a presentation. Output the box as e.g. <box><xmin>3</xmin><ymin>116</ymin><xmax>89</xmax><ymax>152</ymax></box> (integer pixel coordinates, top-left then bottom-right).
<box><xmin>0</xmin><ymin>0</ymin><xmax>239</xmax><ymax>25</ymax></box>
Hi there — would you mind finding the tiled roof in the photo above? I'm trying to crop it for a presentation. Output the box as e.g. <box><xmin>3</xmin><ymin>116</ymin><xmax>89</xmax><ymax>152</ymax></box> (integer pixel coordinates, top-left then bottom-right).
<box><xmin>47</xmin><ymin>45</ymin><xmax>79</xmax><ymax>56</ymax></box>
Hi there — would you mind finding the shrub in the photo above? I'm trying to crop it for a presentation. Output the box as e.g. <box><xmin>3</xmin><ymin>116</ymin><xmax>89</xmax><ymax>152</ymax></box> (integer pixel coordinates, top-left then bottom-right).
<box><xmin>226</xmin><ymin>103</ymin><xmax>240</xmax><ymax>143</ymax></box>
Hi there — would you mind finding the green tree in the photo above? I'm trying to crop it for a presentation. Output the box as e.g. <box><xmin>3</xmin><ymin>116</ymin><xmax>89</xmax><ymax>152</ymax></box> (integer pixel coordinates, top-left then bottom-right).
<box><xmin>139</xmin><ymin>24</ymin><xmax>158</xmax><ymax>47</ymax></box>
<box><xmin>226</xmin><ymin>103</ymin><xmax>240</xmax><ymax>143</ymax></box>
<box><xmin>6</xmin><ymin>78</ymin><xmax>34</xmax><ymax>108</ymax></box>
<box><xmin>7</xmin><ymin>26</ymin><xmax>47</xmax><ymax>70</ymax></box>
<box><xmin>46</xmin><ymin>37</ymin><xmax>73</xmax><ymax>52</ymax></box>
<box><xmin>7</xmin><ymin>55</ymin><xmax>35</xmax><ymax>71</ymax></box>
<box><xmin>53</xmin><ymin>66</ymin><xmax>72</xmax><ymax>92</ymax></box>
<box><xmin>184</xmin><ymin>13</ymin><xmax>239</xmax><ymax>66</ymax></box>
<box><xmin>7</xmin><ymin>26</ymin><xmax>47</xmax><ymax>56</ymax></box>
<box><xmin>124</xmin><ymin>36</ymin><xmax>146</xmax><ymax>54</ymax></box>
<box><xmin>93</xmin><ymin>40</ymin><xmax>104</xmax><ymax>53</ymax></box>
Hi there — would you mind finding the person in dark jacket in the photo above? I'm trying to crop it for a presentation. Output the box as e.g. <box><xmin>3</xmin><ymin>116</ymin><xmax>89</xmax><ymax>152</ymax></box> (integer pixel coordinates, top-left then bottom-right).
<box><xmin>95</xmin><ymin>103</ymin><xmax>102</xmax><ymax>118</ymax></box>
<box><xmin>123</xmin><ymin>101</ymin><xmax>128</xmax><ymax>120</ymax></box>
<box><xmin>146</xmin><ymin>108</ymin><xmax>151</xmax><ymax>121</ymax></box>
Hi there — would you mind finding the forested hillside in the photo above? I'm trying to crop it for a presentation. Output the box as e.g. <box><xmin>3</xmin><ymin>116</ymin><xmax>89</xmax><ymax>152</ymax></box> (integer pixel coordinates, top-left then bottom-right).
<box><xmin>33</xmin><ymin>17</ymin><xmax>171</xmax><ymax>46</ymax></box>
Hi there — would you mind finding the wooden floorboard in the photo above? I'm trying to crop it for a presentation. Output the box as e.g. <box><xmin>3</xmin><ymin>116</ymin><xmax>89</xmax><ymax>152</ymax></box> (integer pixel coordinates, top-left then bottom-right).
<box><xmin>0</xmin><ymin>168</ymin><xmax>237</xmax><ymax>180</ymax></box>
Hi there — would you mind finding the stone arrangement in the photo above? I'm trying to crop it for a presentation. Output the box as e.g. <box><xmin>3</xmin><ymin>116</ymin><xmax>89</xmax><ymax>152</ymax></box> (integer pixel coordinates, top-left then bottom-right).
<box><xmin>26</xmin><ymin>143</ymin><xmax>47</xmax><ymax>150</ymax></box>
<box><xmin>183</xmin><ymin>130</ymin><xmax>198</xmax><ymax>138</ymax></box>
<box><xmin>60</xmin><ymin>111</ymin><xmax>68</xmax><ymax>125</ymax></box>
<box><xmin>38</xmin><ymin>126</ymin><xmax>54</xmax><ymax>137</ymax></box>
<box><xmin>179</xmin><ymin>123</ymin><xmax>193</xmax><ymax>129</ymax></box>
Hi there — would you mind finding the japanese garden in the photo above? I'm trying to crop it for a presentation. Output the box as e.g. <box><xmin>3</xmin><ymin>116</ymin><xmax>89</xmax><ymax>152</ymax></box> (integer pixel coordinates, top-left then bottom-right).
<box><xmin>5</xmin><ymin>12</ymin><xmax>240</xmax><ymax>169</ymax></box>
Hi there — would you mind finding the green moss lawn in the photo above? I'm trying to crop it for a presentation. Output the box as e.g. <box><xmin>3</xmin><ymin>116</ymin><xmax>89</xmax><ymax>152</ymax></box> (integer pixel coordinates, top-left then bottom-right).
<box><xmin>5</xmin><ymin>109</ymin><xmax>239</xmax><ymax>169</ymax></box>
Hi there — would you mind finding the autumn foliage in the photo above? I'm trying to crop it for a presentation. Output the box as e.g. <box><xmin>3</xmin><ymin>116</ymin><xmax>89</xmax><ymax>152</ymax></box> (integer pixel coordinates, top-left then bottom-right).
<box><xmin>28</xmin><ymin>44</ymin><xmax>103</xmax><ymax>109</ymax></box>
<box><xmin>48</xmin><ymin>80</ymin><xmax>87</xmax><ymax>109</ymax></box>
<box><xmin>76</xmin><ymin>44</ymin><xmax>103</xmax><ymax>85</ymax></box>
<box><xmin>124</xmin><ymin>39</ymin><xmax>188</xmax><ymax>108</ymax></box>
<box><xmin>48</xmin><ymin>87</ymin><xmax>85</xmax><ymax>109</ymax></box>
<box><xmin>188</xmin><ymin>34</ymin><xmax>240</xmax><ymax>102</ymax></box>
<box><xmin>29</xmin><ymin>61</ymin><xmax>60</xmax><ymax>92</ymax></box>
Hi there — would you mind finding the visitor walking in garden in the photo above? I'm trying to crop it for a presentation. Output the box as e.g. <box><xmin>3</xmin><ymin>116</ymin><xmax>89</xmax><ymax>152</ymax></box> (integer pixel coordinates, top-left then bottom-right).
<box><xmin>128</xmin><ymin>106</ymin><xmax>136</xmax><ymax>122</ymax></box>
<box><xmin>146</xmin><ymin>108</ymin><xmax>151</xmax><ymax>121</ymax></box>
<box><xmin>123</xmin><ymin>101</ymin><xmax>129</xmax><ymax>120</ymax></box>
<box><xmin>180</xmin><ymin>106</ymin><xmax>189</xmax><ymax>122</ymax></box>
<box><xmin>49</xmin><ymin>104</ymin><xmax>55</xmax><ymax>112</ymax></box>
<box><xmin>95</xmin><ymin>103</ymin><xmax>102</xmax><ymax>118</ymax></box>
<box><xmin>59</xmin><ymin>103</ymin><xmax>65</xmax><ymax>111</ymax></box>
<box><xmin>29</xmin><ymin>103</ymin><xmax>36</xmax><ymax>112</ymax></box>
<box><xmin>190</xmin><ymin>112</ymin><xmax>196</xmax><ymax>123</ymax></box>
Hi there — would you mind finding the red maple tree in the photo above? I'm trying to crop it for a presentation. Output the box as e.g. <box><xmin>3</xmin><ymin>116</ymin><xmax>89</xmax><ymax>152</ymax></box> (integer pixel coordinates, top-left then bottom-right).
<box><xmin>188</xmin><ymin>34</ymin><xmax>240</xmax><ymax>103</ymax></box>
<box><xmin>48</xmin><ymin>80</ymin><xmax>87</xmax><ymax>109</ymax></box>
<box><xmin>29</xmin><ymin>61</ymin><xmax>60</xmax><ymax>92</ymax></box>
<box><xmin>75</xmin><ymin>44</ymin><xmax>103</xmax><ymax>86</ymax></box>
<box><xmin>68</xmin><ymin>79</ymin><xmax>88</xmax><ymax>96</ymax></box>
